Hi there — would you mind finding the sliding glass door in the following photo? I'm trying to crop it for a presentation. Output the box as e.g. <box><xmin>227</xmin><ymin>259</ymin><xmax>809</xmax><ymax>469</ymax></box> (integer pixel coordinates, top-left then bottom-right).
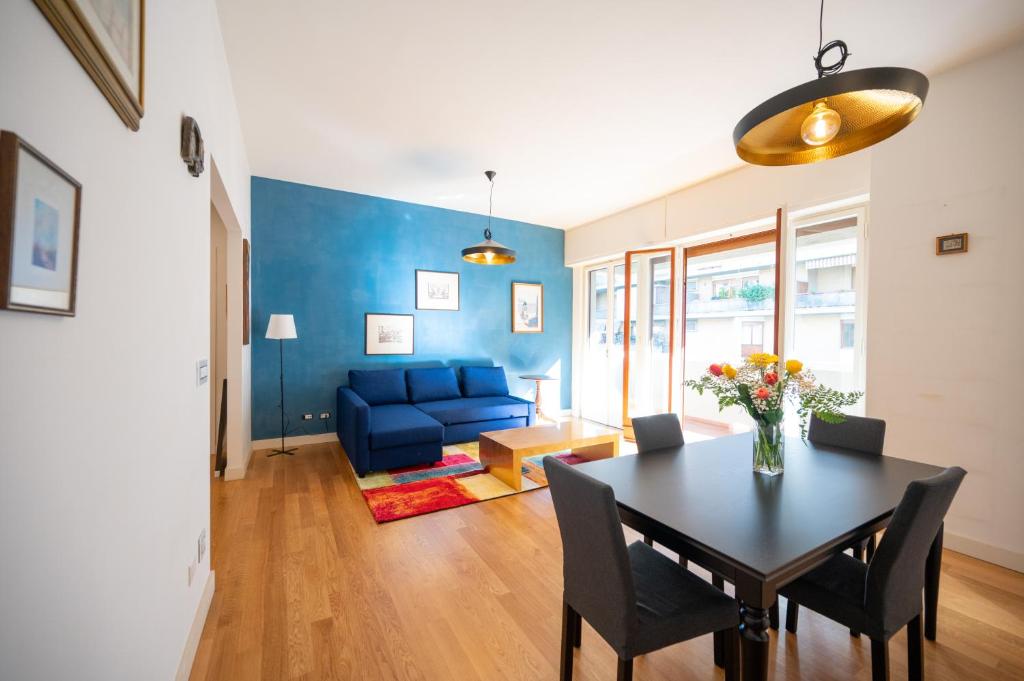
<box><xmin>681</xmin><ymin>230</ymin><xmax>779</xmax><ymax>441</ymax></box>
<box><xmin>581</xmin><ymin>261</ymin><xmax>627</xmax><ymax>427</ymax></box>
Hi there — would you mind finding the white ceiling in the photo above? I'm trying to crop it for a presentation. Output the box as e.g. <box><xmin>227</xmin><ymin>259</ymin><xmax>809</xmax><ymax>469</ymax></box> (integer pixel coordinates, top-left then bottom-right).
<box><xmin>215</xmin><ymin>0</ymin><xmax>1024</xmax><ymax>228</ymax></box>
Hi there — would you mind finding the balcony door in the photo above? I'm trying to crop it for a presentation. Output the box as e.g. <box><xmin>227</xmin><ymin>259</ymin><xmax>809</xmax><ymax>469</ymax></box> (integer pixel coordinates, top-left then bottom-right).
<box><xmin>681</xmin><ymin>224</ymin><xmax>780</xmax><ymax>441</ymax></box>
<box><xmin>581</xmin><ymin>261</ymin><xmax>627</xmax><ymax>427</ymax></box>
<box><xmin>621</xmin><ymin>248</ymin><xmax>676</xmax><ymax>441</ymax></box>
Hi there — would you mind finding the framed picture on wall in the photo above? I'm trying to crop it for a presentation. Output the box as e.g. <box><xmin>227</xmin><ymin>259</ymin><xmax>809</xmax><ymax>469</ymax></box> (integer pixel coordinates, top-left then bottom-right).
<box><xmin>415</xmin><ymin>269</ymin><xmax>459</xmax><ymax>310</ymax></box>
<box><xmin>33</xmin><ymin>0</ymin><xmax>146</xmax><ymax>130</ymax></box>
<box><xmin>511</xmin><ymin>282</ymin><xmax>543</xmax><ymax>333</ymax></box>
<box><xmin>0</xmin><ymin>131</ymin><xmax>82</xmax><ymax>316</ymax></box>
<box><xmin>365</xmin><ymin>313</ymin><xmax>414</xmax><ymax>355</ymax></box>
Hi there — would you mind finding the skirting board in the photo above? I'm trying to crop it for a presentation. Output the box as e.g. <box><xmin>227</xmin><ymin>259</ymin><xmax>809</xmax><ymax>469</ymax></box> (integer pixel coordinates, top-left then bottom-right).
<box><xmin>175</xmin><ymin>570</ymin><xmax>215</xmax><ymax>681</ymax></box>
<box><xmin>946</xmin><ymin>532</ymin><xmax>1024</xmax><ymax>574</ymax></box>
<box><xmin>251</xmin><ymin>432</ymin><xmax>339</xmax><ymax>452</ymax></box>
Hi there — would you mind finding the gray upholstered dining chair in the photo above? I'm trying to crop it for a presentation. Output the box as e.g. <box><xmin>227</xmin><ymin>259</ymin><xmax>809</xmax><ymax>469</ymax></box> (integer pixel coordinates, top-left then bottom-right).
<box><xmin>544</xmin><ymin>456</ymin><xmax>739</xmax><ymax>681</ymax></box>
<box><xmin>783</xmin><ymin>414</ymin><xmax>887</xmax><ymax>634</ymax></box>
<box><xmin>779</xmin><ymin>466</ymin><xmax>966</xmax><ymax>681</ymax></box>
<box><xmin>631</xmin><ymin>413</ymin><xmax>685</xmax><ymax>551</ymax></box>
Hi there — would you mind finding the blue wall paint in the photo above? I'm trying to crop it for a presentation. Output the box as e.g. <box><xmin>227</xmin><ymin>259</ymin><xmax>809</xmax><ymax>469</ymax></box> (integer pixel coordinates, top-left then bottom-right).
<box><xmin>251</xmin><ymin>177</ymin><xmax>573</xmax><ymax>440</ymax></box>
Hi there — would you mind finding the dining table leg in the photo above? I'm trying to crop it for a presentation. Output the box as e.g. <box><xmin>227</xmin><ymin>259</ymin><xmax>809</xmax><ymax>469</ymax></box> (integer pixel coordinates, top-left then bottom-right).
<box><xmin>738</xmin><ymin>597</ymin><xmax>770</xmax><ymax>681</ymax></box>
<box><xmin>925</xmin><ymin>522</ymin><xmax>943</xmax><ymax>641</ymax></box>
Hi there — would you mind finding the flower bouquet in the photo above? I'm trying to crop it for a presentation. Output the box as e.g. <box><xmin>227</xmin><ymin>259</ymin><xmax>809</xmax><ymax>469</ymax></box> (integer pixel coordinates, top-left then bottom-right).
<box><xmin>684</xmin><ymin>353</ymin><xmax>863</xmax><ymax>475</ymax></box>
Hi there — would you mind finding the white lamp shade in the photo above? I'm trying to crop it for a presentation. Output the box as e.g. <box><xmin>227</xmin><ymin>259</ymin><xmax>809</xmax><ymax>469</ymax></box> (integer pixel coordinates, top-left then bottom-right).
<box><xmin>265</xmin><ymin>314</ymin><xmax>298</xmax><ymax>340</ymax></box>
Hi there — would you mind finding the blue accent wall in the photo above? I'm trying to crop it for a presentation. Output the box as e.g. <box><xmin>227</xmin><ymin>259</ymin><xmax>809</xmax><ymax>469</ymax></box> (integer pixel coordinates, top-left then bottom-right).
<box><xmin>250</xmin><ymin>177</ymin><xmax>573</xmax><ymax>440</ymax></box>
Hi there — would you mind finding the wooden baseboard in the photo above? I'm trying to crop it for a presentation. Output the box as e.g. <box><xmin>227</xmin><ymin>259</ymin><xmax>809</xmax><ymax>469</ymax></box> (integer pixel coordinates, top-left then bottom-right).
<box><xmin>946</xmin><ymin>532</ymin><xmax>1024</xmax><ymax>573</ymax></box>
<box><xmin>175</xmin><ymin>570</ymin><xmax>215</xmax><ymax>681</ymax></box>
<box><xmin>251</xmin><ymin>432</ymin><xmax>339</xmax><ymax>451</ymax></box>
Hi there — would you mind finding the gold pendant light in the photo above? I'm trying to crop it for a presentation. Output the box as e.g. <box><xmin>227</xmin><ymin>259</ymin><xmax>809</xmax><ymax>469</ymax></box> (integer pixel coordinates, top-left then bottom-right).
<box><xmin>733</xmin><ymin>0</ymin><xmax>928</xmax><ymax>166</ymax></box>
<box><xmin>462</xmin><ymin>170</ymin><xmax>517</xmax><ymax>265</ymax></box>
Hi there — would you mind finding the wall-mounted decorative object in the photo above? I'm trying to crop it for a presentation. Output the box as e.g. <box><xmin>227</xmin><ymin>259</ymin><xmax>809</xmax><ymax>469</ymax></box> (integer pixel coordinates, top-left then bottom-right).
<box><xmin>242</xmin><ymin>238</ymin><xmax>250</xmax><ymax>344</ymax></box>
<box><xmin>0</xmin><ymin>131</ymin><xmax>82</xmax><ymax>316</ymax></box>
<box><xmin>33</xmin><ymin>0</ymin><xmax>145</xmax><ymax>131</ymax></box>
<box><xmin>180</xmin><ymin>116</ymin><xmax>204</xmax><ymax>177</ymax></box>
<box><xmin>462</xmin><ymin>170</ymin><xmax>516</xmax><ymax>265</ymax></box>
<box><xmin>415</xmin><ymin>269</ymin><xmax>459</xmax><ymax>311</ymax></box>
<box><xmin>365</xmin><ymin>313</ymin><xmax>414</xmax><ymax>355</ymax></box>
<box><xmin>733</xmin><ymin>0</ymin><xmax>927</xmax><ymax>166</ymax></box>
<box><xmin>936</xmin><ymin>233</ymin><xmax>968</xmax><ymax>255</ymax></box>
<box><xmin>511</xmin><ymin>282</ymin><xmax>543</xmax><ymax>333</ymax></box>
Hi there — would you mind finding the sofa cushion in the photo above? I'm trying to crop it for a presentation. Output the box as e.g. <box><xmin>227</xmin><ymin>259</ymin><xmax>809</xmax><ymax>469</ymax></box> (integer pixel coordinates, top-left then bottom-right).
<box><xmin>415</xmin><ymin>396</ymin><xmax>529</xmax><ymax>426</ymax></box>
<box><xmin>406</xmin><ymin>367</ymin><xmax>461</xmax><ymax>403</ymax></box>
<box><xmin>369</xmin><ymin>404</ymin><xmax>443</xmax><ymax>449</ymax></box>
<box><xmin>460</xmin><ymin>366</ymin><xmax>509</xmax><ymax>397</ymax></box>
<box><xmin>349</xmin><ymin>369</ymin><xmax>408</xmax><ymax>406</ymax></box>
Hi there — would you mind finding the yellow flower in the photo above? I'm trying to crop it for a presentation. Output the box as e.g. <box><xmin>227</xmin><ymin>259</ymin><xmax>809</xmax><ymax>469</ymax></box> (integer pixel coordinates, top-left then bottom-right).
<box><xmin>722</xmin><ymin>364</ymin><xmax>737</xmax><ymax>379</ymax></box>
<box><xmin>785</xmin><ymin>358</ymin><xmax>804</xmax><ymax>374</ymax></box>
<box><xmin>747</xmin><ymin>352</ymin><xmax>779</xmax><ymax>368</ymax></box>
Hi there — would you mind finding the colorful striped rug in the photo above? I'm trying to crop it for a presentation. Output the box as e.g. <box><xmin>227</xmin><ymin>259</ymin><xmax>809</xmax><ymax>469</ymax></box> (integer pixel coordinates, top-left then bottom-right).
<box><xmin>354</xmin><ymin>441</ymin><xmax>586</xmax><ymax>522</ymax></box>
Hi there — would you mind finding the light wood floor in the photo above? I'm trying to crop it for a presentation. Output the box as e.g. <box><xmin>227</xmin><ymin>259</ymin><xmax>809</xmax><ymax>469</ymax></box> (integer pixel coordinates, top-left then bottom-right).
<box><xmin>190</xmin><ymin>441</ymin><xmax>1024</xmax><ymax>681</ymax></box>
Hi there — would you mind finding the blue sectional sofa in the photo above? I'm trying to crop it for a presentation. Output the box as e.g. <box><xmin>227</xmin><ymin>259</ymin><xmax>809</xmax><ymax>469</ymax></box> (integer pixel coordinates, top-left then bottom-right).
<box><xmin>337</xmin><ymin>366</ymin><xmax>536</xmax><ymax>476</ymax></box>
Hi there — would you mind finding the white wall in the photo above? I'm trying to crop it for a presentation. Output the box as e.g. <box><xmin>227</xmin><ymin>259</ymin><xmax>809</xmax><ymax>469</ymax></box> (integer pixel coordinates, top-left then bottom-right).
<box><xmin>0</xmin><ymin>2</ymin><xmax>251</xmax><ymax>680</ymax></box>
<box><xmin>867</xmin><ymin>41</ymin><xmax>1024</xmax><ymax>570</ymax></box>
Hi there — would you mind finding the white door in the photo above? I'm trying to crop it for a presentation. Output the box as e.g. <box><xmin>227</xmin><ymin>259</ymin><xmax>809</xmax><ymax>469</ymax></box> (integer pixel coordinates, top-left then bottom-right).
<box><xmin>581</xmin><ymin>261</ymin><xmax>626</xmax><ymax>427</ymax></box>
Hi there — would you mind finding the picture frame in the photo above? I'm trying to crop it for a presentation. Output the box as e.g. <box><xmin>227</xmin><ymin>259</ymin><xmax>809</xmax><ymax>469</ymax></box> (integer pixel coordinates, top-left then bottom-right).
<box><xmin>511</xmin><ymin>282</ymin><xmax>543</xmax><ymax>333</ymax></box>
<box><xmin>415</xmin><ymin>269</ymin><xmax>460</xmax><ymax>311</ymax></box>
<box><xmin>936</xmin><ymin>233</ymin><xmax>968</xmax><ymax>255</ymax></box>
<box><xmin>0</xmin><ymin>131</ymin><xmax>82</xmax><ymax>316</ymax></box>
<box><xmin>365</xmin><ymin>313</ymin><xmax>414</xmax><ymax>355</ymax></box>
<box><xmin>33</xmin><ymin>0</ymin><xmax>146</xmax><ymax>131</ymax></box>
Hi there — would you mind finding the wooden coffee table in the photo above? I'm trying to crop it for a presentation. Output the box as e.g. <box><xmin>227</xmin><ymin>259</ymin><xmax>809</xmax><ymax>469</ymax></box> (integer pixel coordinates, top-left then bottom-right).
<box><xmin>479</xmin><ymin>419</ymin><xmax>620</xmax><ymax>491</ymax></box>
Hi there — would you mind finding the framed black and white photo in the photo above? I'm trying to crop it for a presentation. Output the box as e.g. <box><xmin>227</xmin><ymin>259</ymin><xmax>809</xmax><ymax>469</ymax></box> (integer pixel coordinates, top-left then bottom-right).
<box><xmin>511</xmin><ymin>282</ymin><xmax>543</xmax><ymax>333</ymax></box>
<box><xmin>365</xmin><ymin>313</ymin><xmax>414</xmax><ymax>355</ymax></box>
<box><xmin>0</xmin><ymin>131</ymin><xmax>82</xmax><ymax>316</ymax></box>
<box><xmin>415</xmin><ymin>269</ymin><xmax>459</xmax><ymax>311</ymax></box>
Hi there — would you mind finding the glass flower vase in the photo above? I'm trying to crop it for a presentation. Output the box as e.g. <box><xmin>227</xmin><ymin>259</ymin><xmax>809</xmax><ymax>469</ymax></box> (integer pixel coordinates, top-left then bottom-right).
<box><xmin>753</xmin><ymin>421</ymin><xmax>784</xmax><ymax>476</ymax></box>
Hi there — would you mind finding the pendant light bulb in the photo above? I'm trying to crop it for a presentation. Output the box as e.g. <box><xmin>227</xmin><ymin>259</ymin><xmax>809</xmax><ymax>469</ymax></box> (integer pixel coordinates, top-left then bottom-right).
<box><xmin>484</xmin><ymin>250</ymin><xmax>494</xmax><ymax>263</ymax></box>
<box><xmin>800</xmin><ymin>100</ymin><xmax>842</xmax><ymax>146</ymax></box>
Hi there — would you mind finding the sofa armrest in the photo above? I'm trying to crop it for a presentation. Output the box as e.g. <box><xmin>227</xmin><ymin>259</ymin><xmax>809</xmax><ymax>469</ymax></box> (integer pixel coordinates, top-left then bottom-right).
<box><xmin>337</xmin><ymin>387</ymin><xmax>371</xmax><ymax>475</ymax></box>
<box><xmin>508</xmin><ymin>395</ymin><xmax>537</xmax><ymax>426</ymax></box>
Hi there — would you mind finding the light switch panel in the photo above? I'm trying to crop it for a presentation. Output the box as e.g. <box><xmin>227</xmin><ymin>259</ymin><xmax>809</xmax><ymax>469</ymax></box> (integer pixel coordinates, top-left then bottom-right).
<box><xmin>197</xmin><ymin>358</ymin><xmax>209</xmax><ymax>386</ymax></box>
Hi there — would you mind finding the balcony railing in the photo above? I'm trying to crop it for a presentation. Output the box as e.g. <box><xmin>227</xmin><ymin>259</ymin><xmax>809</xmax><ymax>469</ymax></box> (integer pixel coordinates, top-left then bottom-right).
<box><xmin>686</xmin><ymin>290</ymin><xmax>855</xmax><ymax>314</ymax></box>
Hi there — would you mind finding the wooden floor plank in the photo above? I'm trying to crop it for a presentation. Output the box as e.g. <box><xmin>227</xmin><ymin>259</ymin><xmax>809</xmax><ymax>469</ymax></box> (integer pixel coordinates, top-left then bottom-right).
<box><xmin>191</xmin><ymin>441</ymin><xmax>1024</xmax><ymax>681</ymax></box>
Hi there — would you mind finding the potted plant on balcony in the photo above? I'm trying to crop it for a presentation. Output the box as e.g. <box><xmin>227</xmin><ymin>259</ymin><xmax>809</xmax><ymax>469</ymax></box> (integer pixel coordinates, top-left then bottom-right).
<box><xmin>685</xmin><ymin>353</ymin><xmax>862</xmax><ymax>475</ymax></box>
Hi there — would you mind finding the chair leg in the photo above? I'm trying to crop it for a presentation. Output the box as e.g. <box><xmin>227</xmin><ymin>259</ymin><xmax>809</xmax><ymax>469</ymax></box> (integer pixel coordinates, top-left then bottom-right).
<box><xmin>617</xmin><ymin>657</ymin><xmax>633</xmax><ymax>681</ymax></box>
<box><xmin>866</xmin><ymin>533</ymin><xmax>877</xmax><ymax>562</ymax></box>
<box><xmin>560</xmin><ymin>601</ymin><xmax>575</xmax><ymax>681</ymax></box>
<box><xmin>870</xmin><ymin>637</ymin><xmax>890</xmax><ymax>681</ymax></box>
<box><xmin>785</xmin><ymin>599</ymin><xmax>799</xmax><ymax>633</ymax></box>
<box><xmin>907</xmin><ymin>614</ymin><xmax>923</xmax><ymax>681</ymax></box>
<box><xmin>712</xmin><ymin>573</ymin><xmax>726</xmax><ymax>667</ymax></box>
<box><xmin>723</xmin><ymin>626</ymin><xmax>740</xmax><ymax>681</ymax></box>
<box><xmin>769</xmin><ymin>600</ymin><xmax>780</xmax><ymax>630</ymax></box>
<box><xmin>643</xmin><ymin>535</ymin><xmax>653</xmax><ymax>546</ymax></box>
<box><xmin>678</xmin><ymin>555</ymin><xmax>688</xmax><ymax>569</ymax></box>
<box><xmin>573</xmin><ymin>608</ymin><xmax>582</xmax><ymax>648</ymax></box>
<box><xmin>925</xmin><ymin>523</ymin><xmax>943</xmax><ymax>641</ymax></box>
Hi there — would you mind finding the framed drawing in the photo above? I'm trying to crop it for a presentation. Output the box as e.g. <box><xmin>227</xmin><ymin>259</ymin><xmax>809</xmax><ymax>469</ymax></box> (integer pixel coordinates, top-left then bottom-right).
<box><xmin>0</xmin><ymin>131</ymin><xmax>82</xmax><ymax>316</ymax></box>
<box><xmin>511</xmin><ymin>282</ymin><xmax>543</xmax><ymax>333</ymax></box>
<box><xmin>242</xmin><ymin>238</ymin><xmax>250</xmax><ymax>345</ymax></box>
<box><xmin>33</xmin><ymin>0</ymin><xmax>145</xmax><ymax>131</ymax></box>
<box><xmin>936</xmin><ymin>233</ymin><xmax>968</xmax><ymax>255</ymax></box>
<box><xmin>415</xmin><ymin>269</ymin><xmax>459</xmax><ymax>310</ymax></box>
<box><xmin>365</xmin><ymin>313</ymin><xmax>414</xmax><ymax>355</ymax></box>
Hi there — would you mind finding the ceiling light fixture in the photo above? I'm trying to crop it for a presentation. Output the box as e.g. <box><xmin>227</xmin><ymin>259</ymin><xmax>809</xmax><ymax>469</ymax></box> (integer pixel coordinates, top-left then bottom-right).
<box><xmin>461</xmin><ymin>170</ymin><xmax>516</xmax><ymax>265</ymax></box>
<box><xmin>733</xmin><ymin>0</ymin><xmax>929</xmax><ymax>166</ymax></box>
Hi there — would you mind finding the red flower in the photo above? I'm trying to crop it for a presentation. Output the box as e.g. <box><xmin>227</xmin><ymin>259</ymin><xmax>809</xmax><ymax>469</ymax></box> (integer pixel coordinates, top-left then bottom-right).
<box><xmin>709</xmin><ymin>364</ymin><xmax>723</xmax><ymax>377</ymax></box>
<box><xmin>755</xmin><ymin>387</ymin><xmax>771</xmax><ymax>400</ymax></box>
<box><xmin>764</xmin><ymin>372</ymin><xmax>779</xmax><ymax>385</ymax></box>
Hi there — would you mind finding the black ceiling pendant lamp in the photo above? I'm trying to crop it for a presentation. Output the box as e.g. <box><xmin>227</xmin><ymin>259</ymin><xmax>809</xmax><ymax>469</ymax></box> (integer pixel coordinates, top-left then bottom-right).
<box><xmin>461</xmin><ymin>170</ymin><xmax>516</xmax><ymax>265</ymax></box>
<box><xmin>733</xmin><ymin>0</ymin><xmax>929</xmax><ymax>166</ymax></box>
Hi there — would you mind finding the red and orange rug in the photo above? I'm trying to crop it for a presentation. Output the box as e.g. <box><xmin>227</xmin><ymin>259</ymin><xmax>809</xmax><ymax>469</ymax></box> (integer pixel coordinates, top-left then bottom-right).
<box><xmin>354</xmin><ymin>442</ymin><xmax>586</xmax><ymax>522</ymax></box>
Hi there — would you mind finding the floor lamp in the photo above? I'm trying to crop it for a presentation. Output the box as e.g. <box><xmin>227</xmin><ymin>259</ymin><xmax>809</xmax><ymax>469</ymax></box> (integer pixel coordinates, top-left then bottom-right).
<box><xmin>266</xmin><ymin>314</ymin><xmax>298</xmax><ymax>457</ymax></box>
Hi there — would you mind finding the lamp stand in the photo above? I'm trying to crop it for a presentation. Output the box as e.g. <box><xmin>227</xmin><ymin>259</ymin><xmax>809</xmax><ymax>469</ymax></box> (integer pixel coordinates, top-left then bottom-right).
<box><xmin>268</xmin><ymin>338</ymin><xmax>296</xmax><ymax>457</ymax></box>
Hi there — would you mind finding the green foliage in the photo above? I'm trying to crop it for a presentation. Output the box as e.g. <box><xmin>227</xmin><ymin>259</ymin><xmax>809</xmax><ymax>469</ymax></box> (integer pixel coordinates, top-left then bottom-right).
<box><xmin>738</xmin><ymin>282</ymin><xmax>774</xmax><ymax>303</ymax></box>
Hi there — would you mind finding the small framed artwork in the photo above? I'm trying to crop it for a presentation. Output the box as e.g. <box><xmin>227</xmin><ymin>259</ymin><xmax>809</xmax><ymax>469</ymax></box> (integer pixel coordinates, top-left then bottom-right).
<box><xmin>33</xmin><ymin>0</ymin><xmax>146</xmax><ymax>130</ymax></box>
<box><xmin>936</xmin><ymin>233</ymin><xmax>968</xmax><ymax>255</ymax></box>
<box><xmin>511</xmin><ymin>282</ymin><xmax>543</xmax><ymax>333</ymax></box>
<box><xmin>0</xmin><ymin>131</ymin><xmax>82</xmax><ymax>316</ymax></box>
<box><xmin>415</xmin><ymin>269</ymin><xmax>459</xmax><ymax>311</ymax></box>
<box><xmin>365</xmin><ymin>313</ymin><xmax>414</xmax><ymax>355</ymax></box>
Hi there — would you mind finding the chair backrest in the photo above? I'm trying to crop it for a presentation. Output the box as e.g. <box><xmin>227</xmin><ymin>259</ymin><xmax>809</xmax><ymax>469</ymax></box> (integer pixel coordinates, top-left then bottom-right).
<box><xmin>808</xmin><ymin>414</ymin><xmax>886</xmax><ymax>455</ymax></box>
<box><xmin>544</xmin><ymin>457</ymin><xmax>637</xmax><ymax>642</ymax></box>
<box><xmin>632</xmin><ymin>413</ymin><xmax>684</xmax><ymax>453</ymax></box>
<box><xmin>865</xmin><ymin>466</ymin><xmax>966</xmax><ymax>633</ymax></box>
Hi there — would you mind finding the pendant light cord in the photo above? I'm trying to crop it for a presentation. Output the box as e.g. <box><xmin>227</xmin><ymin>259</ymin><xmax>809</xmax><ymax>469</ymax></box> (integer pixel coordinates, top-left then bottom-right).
<box><xmin>814</xmin><ymin>0</ymin><xmax>850</xmax><ymax>78</ymax></box>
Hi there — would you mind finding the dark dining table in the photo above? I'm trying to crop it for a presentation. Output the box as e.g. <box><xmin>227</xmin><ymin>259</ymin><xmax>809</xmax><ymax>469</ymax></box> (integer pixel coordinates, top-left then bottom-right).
<box><xmin>574</xmin><ymin>432</ymin><xmax>945</xmax><ymax>681</ymax></box>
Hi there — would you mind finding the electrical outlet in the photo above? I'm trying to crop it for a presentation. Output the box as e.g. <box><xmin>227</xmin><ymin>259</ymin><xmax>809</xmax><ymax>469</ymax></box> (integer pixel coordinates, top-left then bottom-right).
<box><xmin>302</xmin><ymin>413</ymin><xmax>313</xmax><ymax>421</ymax></box>
<box><xmin>198</xmin><ymin>529</ymin><xmax>207</xmax><ymax>564</ymax></box>
<box><xmin>319</xmin><ymin>412</ymin><xmax>330</xmax><ymax>420</ymax></box>
<box><xmin>187</xmin><ymin>560</ymin><xmax>197</xmax><ymax>587</ymax></box>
